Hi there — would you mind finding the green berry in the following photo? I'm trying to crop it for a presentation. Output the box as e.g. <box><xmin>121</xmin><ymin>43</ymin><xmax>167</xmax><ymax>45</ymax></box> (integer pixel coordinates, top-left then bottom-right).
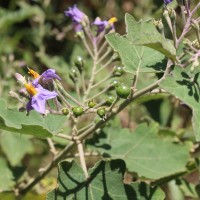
<box><xmin>110</xmin><ymin>79</ymin><xmax>121</xmax><ymax>87</ymax></box>
<box><xmin>116</xmin><ymin>84</ymin><xmax>131</xmax><ymax>99</ymax></box>
<box><xmin>105</xmin><ymin>95</ymin><xmax>115</xmax><ymax>106</ymax></box>
<box><xmin>61</xmin><ymin>108</ymin><xmax>69</xmax><ymax>115</ymax></box>
<box><xmin>97</xmin><ymin>107</ymin><xmax>106</xmax><ymax>118</ymax></box>
<box><xmin>72</xmin><ymin>106</ymin><xmax>84</xmax><ymax>117</ymax></box>
<box><xmin>88</xmin><ymin>99</ymin><xmax>96</xmax><ymax>108</ymax></box>
<box><xmin>113</xmin><ymin>66</ymin><xmax>125</xmax><ymax>76</ymax></box>
<box><xmin>74</xmin><ymin>56</ymin><xmax>84</xmax><ymax>73</ymax></box>
<box><xmin>69</xmin><ymin>68</ymin><xmax>78</xmax><ymax>83</ymax></box>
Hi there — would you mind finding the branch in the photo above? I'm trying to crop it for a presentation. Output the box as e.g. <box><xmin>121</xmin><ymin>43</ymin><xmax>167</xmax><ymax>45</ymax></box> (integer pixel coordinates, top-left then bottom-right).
<box><xmin>19</xmin><ymin>60</ymin><xmax>172</xmax><ymax>195</ymax></box>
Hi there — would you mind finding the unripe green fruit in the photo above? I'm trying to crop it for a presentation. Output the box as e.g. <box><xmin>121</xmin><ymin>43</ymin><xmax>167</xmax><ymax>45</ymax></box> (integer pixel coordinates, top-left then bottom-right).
<box><xmin>88</xmin><ymin>99</ymin><xmax>96</xmax><ymax>108</ymax></box>
<box><xmin>61</xmin><ymin>108</ymin><xmax>69</xmax><ymax>115</ymax></box>
<box><xmin>111</xmin><ymin>79</ymin><xmax>121</xmax><ymax>87</ymax></box>
<box><xmin>69</xmin><ymin>68</ymin><xmax>78</xmax><ymax>83</ymax></box>
<box><xmin>113</xmin><ymin>66</ymin><xmax>125</xmax><ymax>76</ymax></box>
<box><xmin>72</xmin><ymin>106</ymin><xmax>84</xmax><ymax>117</ymax></box>
<box><xmin>116</xmin><ymin>84</ymin><xmax>131</xmax><ymax>99</ymax></box>
<box><xmin>105</xmin><ymin>95</ymin><xmax>115</xmax><ymax>106</ymax></box>
<box><xmin>74</xmin><ymin>56</ymin><xmax>85</xmax><ymax>73</ymax></box>
<box><xmin>97</xmin><ymin>107</ymin><xmax>106</xmax><ymax>118</ymax></box>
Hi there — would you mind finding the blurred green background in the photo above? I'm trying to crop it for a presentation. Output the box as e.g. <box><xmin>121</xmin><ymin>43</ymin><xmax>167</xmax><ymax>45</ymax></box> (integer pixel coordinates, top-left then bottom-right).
<box><xmin>0</xmin><ymin>0</ymin><xmax>199</xmax><ymax>199</ymax></box>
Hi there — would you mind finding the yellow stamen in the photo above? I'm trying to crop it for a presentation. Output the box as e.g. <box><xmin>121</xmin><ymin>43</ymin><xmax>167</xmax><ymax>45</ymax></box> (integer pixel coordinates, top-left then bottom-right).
<box><xmin>108</xmin><ymin>17</ymin><xmax>118</xmax><ymax>24</ymax></box>
<box><xmin>24</xmin><ymin>83</ymin><xmax>37</xmax><ymax>96</ymax></box>
<box><xmin>28</xmin><ymin>68</ymin><xmax>40</xmax><ymax>79</ymax></box>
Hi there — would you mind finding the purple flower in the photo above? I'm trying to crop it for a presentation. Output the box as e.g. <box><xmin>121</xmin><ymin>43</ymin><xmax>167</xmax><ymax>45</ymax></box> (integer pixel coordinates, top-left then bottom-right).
<box><xmin>25</xmin><ymin>83</ymin><xmax>58</xmax><ymax>114</ymax></box>
<box><xmin>64</xmin><ymin>5</ymin><xmax>88</xmax><ymax>32</ymax></box>
<box><xmin>93</xmin><ymin>17</ymin><xmax>108</xmax><ymax>33</ymax></box>
<box><xmin>28</xmin><ymin>68</ymin><xmax>61</xmax><ymax>86</ymax></box>
<box><xmin>65</xmin><ymin>5</ymin><xmax>85</xmax><ymax>23</ymax></box>
<box><xmin>164</xmin><ymin>0</ymin><xmax>173</xmax><ymax>4</ymax></box>
<box><xmin>93</xmin><ymin>17</ymin><xmax>117</xmax><ymax>34</ymax></box>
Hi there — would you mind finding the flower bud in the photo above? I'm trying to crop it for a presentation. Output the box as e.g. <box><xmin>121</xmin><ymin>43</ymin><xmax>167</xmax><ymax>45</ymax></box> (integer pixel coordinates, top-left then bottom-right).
<box><xmin>168</xmin><ymin>8</ymin><xmax>176</xmax><ymax>21</ymax></box>
<box><xmin>15</xmin><ymin>73</ymin><xmax>27</xmax><ymax>85</ymax></box>
<box><xmin>74</xmin><ymin>56</ymin><xmax>85</xmax><ymax>73</ymax></box>
<box><xmin>153</xmin><ymin>19</ymin><xmax>164</xmax><ymax>33</ymax></box>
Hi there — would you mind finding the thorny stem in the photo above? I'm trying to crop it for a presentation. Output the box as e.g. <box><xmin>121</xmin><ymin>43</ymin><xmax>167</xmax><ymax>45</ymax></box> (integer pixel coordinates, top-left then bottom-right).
<box><xmin>18</xmin><ymin>60</ymin><xmax>172</xmax><ymax>195</ymax></box>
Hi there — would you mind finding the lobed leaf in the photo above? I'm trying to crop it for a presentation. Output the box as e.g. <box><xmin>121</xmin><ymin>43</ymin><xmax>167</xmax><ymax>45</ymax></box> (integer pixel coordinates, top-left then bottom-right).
<box><xmin>88</xmin><ymin>123</ymin><xmax>189</xmax><ymax>180</ymax></box>
<box><xmin>0</xmin><ymin>99</ymin><xmax>66</xmax><ymax>138</ymax></box>
<box><xmin>106</xmin><ymin>33</ymin><xmax>166</xmax><ymax>74</ymax></box>
<box><xmin>125</xmin><ymin>13</ymin><xmax>176</xmax><ymax>60</ymax></box>
<box><xmin>159</xmin><ymin>67</ymin><xmax>200</xmax><ymax>141</ymax></box>
<box><xmin>47</xmin><ymin>159</ymin><xmax>165</xmax><ymax>200</ymax></box>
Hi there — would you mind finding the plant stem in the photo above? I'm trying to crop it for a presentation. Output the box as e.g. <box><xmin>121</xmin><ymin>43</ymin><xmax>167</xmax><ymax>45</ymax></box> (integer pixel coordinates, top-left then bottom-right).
<box><xmin>91</xmin><ymin>74</ymin><xmax>112</xmax><ymax>89</ymax></box>
<box><xmin>83</xmin><ymin>39</ymin><xmax>98</xmax><ymax>103</ymax></box>
<box><xmin>95</xmin><ymin>57</ymin><xmax>113</xmax><ymax>75</ymax></box>
<box><xmin>18</xmin><ymin>60</ymin><xmax>172</xmax><ymax>195</ymax></box>
<box><xmin>55</xmin><ymin>80</ymin><xmax>83</xmax><ymax>107</ymax></box>
<box><xmin>76</xmin><ymin>140</ymin><xmax>89</xmax><ymax>178</ymax></box>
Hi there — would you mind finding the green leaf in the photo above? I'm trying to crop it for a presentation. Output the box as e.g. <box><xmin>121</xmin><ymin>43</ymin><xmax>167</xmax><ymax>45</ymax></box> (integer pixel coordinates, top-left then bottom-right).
<box><xmin>159</xmin><ymin>67</ymin><xmax>200</xmax><ymax>141</ymax></box>
<box><xmin>0</xmin><ymin>3</ymin><xmax>44</xmax><ymax>29</ymax></box>
<box><xmin>106</xmin><ymin>33</ymin><xmax>166</xmax><ymax>74</ymax></box>
<box><xmin>0</xmin><ymin>131</ymin><xmax>34</xmax><ymax>166</ymax></box>
<box><xmin>0</xmin><ymin>157</ymin><xmax>14</xmax><ymax>191</ymax></box>
<box><xmin>125</xmin><ymin>13</ymin><xmax>176</xmax><ymax>60</ymax></box>
<box><xmin>47</xmin><ymin>159</ymin><xmax>165</xmax><ymax>200</ymax></box>
<box><xmin>0</xmin><ymin>99</ymin><xmax>66</xmax><ymax>138</ymax></box>
<box><xmin>88</xmin><ymin>123</ymin><xmax>189</xmax><ymax>180</ymax></box>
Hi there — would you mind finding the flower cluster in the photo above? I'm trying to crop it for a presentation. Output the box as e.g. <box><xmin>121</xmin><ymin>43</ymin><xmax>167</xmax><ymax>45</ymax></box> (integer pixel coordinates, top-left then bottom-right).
<box><xmin>64</xmin><ymin>4</ymin><xmax>117</xmax><ymax>34</ymax></box>
<box><xmin>15</xmin><ymin>68</ymin><xmax>61</xmax><ymax>114</ymax></box>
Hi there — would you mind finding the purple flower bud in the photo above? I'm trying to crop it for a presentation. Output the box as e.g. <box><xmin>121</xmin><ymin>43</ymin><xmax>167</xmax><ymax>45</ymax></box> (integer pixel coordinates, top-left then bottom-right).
<box><xmin>164</xmin><ymin>0</ymin><xmax>173</xmax><ymax>5</ymax></box>
<box><xmin>15</xmin><ymin>73</ymin><xmax>27</xmax><ymax>85</ymax></box>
